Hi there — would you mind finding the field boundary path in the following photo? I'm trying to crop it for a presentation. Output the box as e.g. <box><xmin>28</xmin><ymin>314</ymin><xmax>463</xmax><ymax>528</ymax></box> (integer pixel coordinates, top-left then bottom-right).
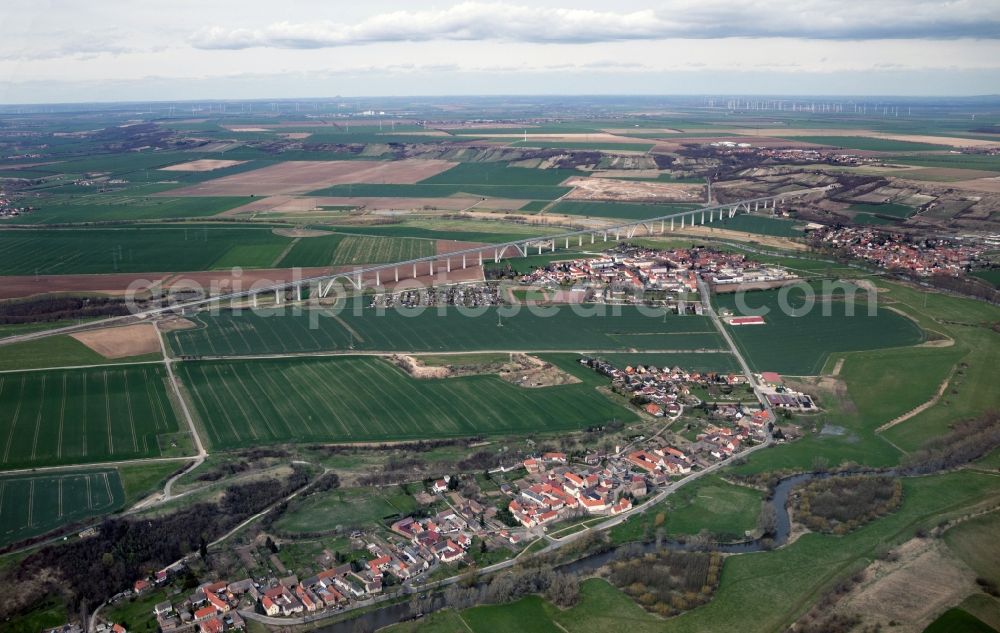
<box><xmin>876</xmin><ymin>365</ymin><xmax>957</xmax><ymax>433</ymax></box>
<box><xmin>153</xmin><ymin>322</ymin><xmax>206</xmax><ymax>503</ymax></box>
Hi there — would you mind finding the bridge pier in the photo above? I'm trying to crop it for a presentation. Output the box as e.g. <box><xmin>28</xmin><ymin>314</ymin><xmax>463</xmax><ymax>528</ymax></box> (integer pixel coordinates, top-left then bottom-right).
<box><xmin>603</xmin><ymin>232</ymin><xmax>608</xmax><ymax>242</ymax></box>
<box><xmin>701</xmin><ymin>210</ymin><xmax>705</xmax><ymax>225</ymax></box>
<box><xmin>395</xmin><ymin>267</ymin><xmax>399</xmax><ymax>283</ymax></box>
<box><xmin>296</xmin><ymin>285</ymin><xmax>302</xmax><ymax>301</ymax></box>
<box><xmin>681</xmin><ymin>215</ymin><xmax>685</xmax><ymax>229</ymax></box>
<box><xmin>754</xmin><ymin>201</ymin><xmax>759</xmax><ymax>211</ymax></box>
<box><xmin>355</xmin><ymin>274</ymin><xmax>362</xmax><ymax>289</ymax></box>
<box><xmin>446</xmin><ymin>258</ymin><xmax>451</xmax><ymax>273</ymax></box>
<box><xmin>551</xmin><ymin>240</ymin><xmax>555</xmax><ymax>252</ymax></box>
<box><xmin>479</xmin><ymin>251</ymin><xmax>483</xmax><ymax>266</ymax></box>
<box><xmin>375</xmin><ymin>271</ymin><xmax>380</xmax><ymax>287</ymax></box>
<box><xmin>253</xmin><ymin>293</ymin><xmax>258</xmax><ymax>308</ymax></box>
<box><xmin>538</xmin><ymin>244</ymin><xmax>542</xmax><ymax>255</ymax></box>
<box><xmin>565</xmin><ymin>237</ymin><xmax>570</xmax><ymax>249</ymax></box>
<box><xmin>590</xmin><ymin>233</ymin><xmax>595</xmax><ymax>244</ymax></box>
<box><xmin>660</xmin><ymin>219</ymin><xmax>665</xmax><ymax>233</ymax></box>
<box><xmin>413</xmin><ymin>263</ymin><xmax>418</xmax><ymax>278</ymax></box>
<box><xmin>462</xmin><ymin>254</ymin><xmax>466</xmax><ymax>269</ymax></box>
<box><xmin>671</xmin><ymin>218</ymin><xmax>674</xmax><ymax>231</ymax></box>
<box><xmin>275</xmin><ymin>289</ymin><xmax>281</xmax><ymax>304</ymax></box>
<box><xmin>429</xmin><ymin>261</ymin><xmax>434</xmax><ymax>275</ymax></box>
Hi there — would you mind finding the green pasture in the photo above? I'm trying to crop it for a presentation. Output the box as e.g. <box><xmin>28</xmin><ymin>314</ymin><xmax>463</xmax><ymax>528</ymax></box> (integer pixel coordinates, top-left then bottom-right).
<box><xmin>276</xmin><ymin>234</ymin><xmax>435</xmax><ymax>267</ymax></box>
<box><xmin>274</xmin><ymin>485</ymin><xmax>418</xmax><ymax>533</ymax></box>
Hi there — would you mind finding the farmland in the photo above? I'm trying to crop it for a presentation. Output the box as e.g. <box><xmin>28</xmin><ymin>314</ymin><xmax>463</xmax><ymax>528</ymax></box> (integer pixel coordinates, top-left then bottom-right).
<box><xmin>322</xmin><ymin>220</ymin><xmax>546</xmax><ymax>243</ymax></box>
<box><xmin>716</xmin><ymin>284</ymin><xmax>925</xmax><ymax>375</ymax></box>
<box><xmin>276</xmin><ymin>234</ymin><xmax>435</xmax><ymax>267</ymax></box>
<box><xmin>2</xmin><ymin>195</ymin><xmax>250</xmax><ymax>224</ymax></box>
<box><xmin>546</xmin><ymin>200</ymin><xmax>700</xmax><ymax>220</ymax></box>
<box><xmin>421</xmin><ymin>162</ymin><xmax>576</xmax><ymax>186</ymax></box>
<box><xmin>167</xmin><ymin>307</ymin><xmax>727</xmax><ymax>356</ymax></box>
<box><xmin>177</xmin><ymin>355</ymin><xmax>637</xmax><ymax>448</ymax></box>
<box><xmin>706</xmin><ymin>214</ymin><xmax>805</xmax><ymax>237</ymax></box>
<box><xmin>0</xmin><ymin>365</ymin><xmax>180</xmax><ymax>469</ymax></box>
<box><xmin>0</xmin><ymin>335</ymin><xmax>140</xmax><ymax>372</ymax></box>
<box><xmin>780</xmin><ymin>136</ymin><xmax>953</xmax><ymax>152</ymax></box>
<box><xmin>0</xmin><ymin>469</ymin><xmax>124</xmax><ymax>547</ymax></box>
<box><xmin>0</xmin><ymin>226</ymin><xmax>294</xmax><ymax>275</ymax></box>
<box><xmin>849</xmin><ymin>202</ymin><xmax>916</xmax><ymax>219</ymax></box>
<box><xmin>307</xmin><ymin>182</ymin><xmax>572</xmax><ymax>200</ymax></box>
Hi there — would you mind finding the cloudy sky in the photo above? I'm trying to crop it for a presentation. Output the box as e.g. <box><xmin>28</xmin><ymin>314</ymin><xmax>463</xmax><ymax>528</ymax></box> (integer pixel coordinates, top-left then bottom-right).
<box><xmin>2</xmin><ymin>0</ymin><xmax>999</xmax><ymax>103</ymax></box>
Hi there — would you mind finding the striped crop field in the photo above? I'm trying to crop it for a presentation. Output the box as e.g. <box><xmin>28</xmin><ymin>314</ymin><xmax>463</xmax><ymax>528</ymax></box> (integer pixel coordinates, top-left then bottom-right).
<box><xmin>0</xmin><ymin>366</ymin><xmax>180</xmax><ymax>469</ymax></box>
<box><xmin>0</xmin><ymin>470</ymin><xmax>124</xmax><ymax>546</ymax></box>
<box><xmin>177</xmin><ymin>355</ymin><xmax>637</xmax><ymax>448</ymax></box>
<box><xmin>168</xmin><ymin>307</ymin><xmax>727</xmax><ymax>356</ymax></box>
<box><xmin>276</xmin><ymin>235</ymin><xmax>436</xmax><ymax>268</ymax></box>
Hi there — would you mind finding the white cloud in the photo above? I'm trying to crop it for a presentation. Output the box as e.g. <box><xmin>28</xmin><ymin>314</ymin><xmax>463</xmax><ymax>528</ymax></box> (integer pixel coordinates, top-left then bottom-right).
<box><xmin>190</xmin><ymin>1</ymin><xmax>1000</xmax><ymax>50</ymax></box>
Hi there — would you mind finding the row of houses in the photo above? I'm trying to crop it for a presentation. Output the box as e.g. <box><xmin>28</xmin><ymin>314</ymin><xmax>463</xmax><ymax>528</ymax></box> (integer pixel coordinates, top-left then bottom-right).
<box><xmin>810</xmin><ymin>227</ymin><xmax>984</xmax><ymax>277</ymax></box>
<box><xmin>520</xmin><ymin>246</ymin><xmax>793</xmax><ymax>296</ymax></box>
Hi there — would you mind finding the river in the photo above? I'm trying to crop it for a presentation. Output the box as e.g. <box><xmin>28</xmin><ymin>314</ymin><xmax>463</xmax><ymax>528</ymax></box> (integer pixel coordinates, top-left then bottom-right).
<box><xmin>309</xmin><ymin>471</ymin><xmax>829</xmax><ymax>632</ymax></box>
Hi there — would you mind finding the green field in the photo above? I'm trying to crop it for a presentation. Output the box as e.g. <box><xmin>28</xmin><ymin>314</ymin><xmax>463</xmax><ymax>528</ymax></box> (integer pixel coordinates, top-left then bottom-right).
<box><xmin>421</xmin><ymin>163</ymin><xmax>576</xmax><ymax>186</ymax></box>
<box><xmin>0</xmin><ymin>366</ymin><xmax>180</xmax><ymax>469</ymax></box>
<box><xmin>0</xmin><ymin>226</ymin><xmax>294</xmax><ymax>275</ymax></box>
<box><xmin>276</xmin><ymin>234</ymin><xmax>435</xmax><ymax>267</ymax></box>
<box><xmin>508</xmin><ymin>140</ymin><xmax>656</xmax><ymax>152</ymax></box>
<box><xmin>786</xmin><ymin>136</ymin><xmax>952</xmax><ymax>152</ymax></box>
<box><xmin>849</xmin><ymin>202</ymin><xmax>917</xmax><ymax>219</ymax></box>
<box><xmin>944</xmin><ymin>510</ymin><xmax>1000</xmax><ymax>587</ymax></box>
<box><xmin>0</xmin><ymin>335</ymin><xmax>154</xmax><ymax>372</ymax></box>
<box><xmin>707</xmin><ymin>214</ymin><xmax>805</xmax><ymax>237</ymax></box>
<box><xmin>716</xmin><ymin>284</ymin><xmax>925</xmax><ymax>375</ymax></box>
<box><xmin>0</xmin><ymin>469</ymin><xmax>124</xmax><ymax>546</ymax></box>
<box><xmin>274</xmin><ymin>485</ymin><xmax>419</xmax><ymax>533</ymax></box>
<box><xmin>177</xmin><ymin>355</ymin><xmax>637</xmax><ymax>448</ymax></box>
<box><xmin>546</xmin><ymin>200</ymin><xmax>700</xmax><ymax>220</ymax></box>
<box><xmin>610</xmin><ymin>474</ymin><xmax>763</xmax><ymax>544</ymax></box>
<box><xmin>885</xmin><ymin>154</ymin><xmax>1000</xmax><ymax>171</ymax></box>
<box><xmin>316</xmin><ymin>220</ymin><xmax>547</xmax><ymax>244</ymax></box>
<box><xmin>3</xmin><ymin>195</ymin><xmax>250</xmax><ymax>224</ymax></box>
<box><xmin>924</xmin><ymin>608</ymin><xmax>998</xmax><ymax>633</ymax></box>
<box><xmin>168</xmin><ymin>307</ymin><xmax>726</xmax><ymax>356</ymax></box>
<box><xmin>971</xmin><ymin>269</ymin><xmax>1000</xmax><ymax>288</ymax></box>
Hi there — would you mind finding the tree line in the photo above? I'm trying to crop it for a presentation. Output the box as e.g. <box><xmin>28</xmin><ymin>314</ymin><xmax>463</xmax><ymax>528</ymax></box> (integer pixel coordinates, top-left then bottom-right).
<box><xmin>1</xmin><ymin>466</ymin><xmax>310</xmax><ymax>620</ymax></box>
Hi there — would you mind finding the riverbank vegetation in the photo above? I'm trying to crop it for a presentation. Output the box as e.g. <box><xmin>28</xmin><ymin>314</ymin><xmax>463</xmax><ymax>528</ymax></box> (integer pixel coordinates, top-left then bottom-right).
<box><xmin>792</xmin><ymin>475</ymin><xmax>902</xmax><ymax>535</ymax></box>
